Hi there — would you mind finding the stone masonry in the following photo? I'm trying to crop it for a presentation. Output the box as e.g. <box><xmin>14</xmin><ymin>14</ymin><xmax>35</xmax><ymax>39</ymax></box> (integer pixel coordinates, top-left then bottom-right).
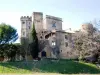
<box><xmin>20</xmin><ymin>12</ymin><xmax>76</xmax><ymax>59</ymax></box>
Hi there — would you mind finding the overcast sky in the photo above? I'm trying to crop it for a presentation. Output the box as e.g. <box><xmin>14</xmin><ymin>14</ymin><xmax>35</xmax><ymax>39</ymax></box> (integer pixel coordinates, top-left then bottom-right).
<box><xmin>0</xmin><ymin>0</ymin><xmax>100</xmax><ymax>42</ymax></box>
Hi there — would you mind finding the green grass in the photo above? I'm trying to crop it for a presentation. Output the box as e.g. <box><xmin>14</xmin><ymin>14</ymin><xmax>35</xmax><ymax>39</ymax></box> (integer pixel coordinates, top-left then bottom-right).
<box><xmin>0</xmin><ymin>59</ymin><xmax>100</xmax><ymax>74</ymax></box>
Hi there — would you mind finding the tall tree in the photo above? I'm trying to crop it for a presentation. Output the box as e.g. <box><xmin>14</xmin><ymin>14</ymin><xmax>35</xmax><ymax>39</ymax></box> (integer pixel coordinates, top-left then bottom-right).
<box><xmin>0</xmin><ymin>23</ymin><xmax>18</xmax><ymax>44</ymax></box>
<box><xmin>0</xmin><ymin>23</ymin><xmax>18</xmax><ymax>58</ymax></box>
<box><xmin>5</xmin><ymin>44</ymin><xmax>19</xmax><ymax>61</ymax></box>
<box><xmin>29</xmin><ymin>24</ymin><xmax>39</xmax><ymax>59</ymax></box>
<box><xmin>91</xmin><ymin>19</ymin><xmax>100</xmax><ymax>31</ymax></box>
<box><xmin>72</xmin><ymin>29</ymin><xmax>100</xmax><ymax>60</ymax></box>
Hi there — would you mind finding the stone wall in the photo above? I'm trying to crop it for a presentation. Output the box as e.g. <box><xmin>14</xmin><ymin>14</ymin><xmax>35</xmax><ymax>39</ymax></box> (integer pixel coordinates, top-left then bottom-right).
<box><xmin>20</xmin><ymin>12</ymin><xmax>77</xmax><ymax>59</ymax></box>
<box><xmin>44</xmin><ymin>15</ymin><xmax>62</xmax><ymax>31</ymax></box>
<box><xmin>33</xmin><ymin>12</ymin><xmax>43</xmax><ymax>32</ymax></box>
<box><xmin>37</xmin><ymin>30</ymin><xmax>76</xmax><ymax>59</ymax></box>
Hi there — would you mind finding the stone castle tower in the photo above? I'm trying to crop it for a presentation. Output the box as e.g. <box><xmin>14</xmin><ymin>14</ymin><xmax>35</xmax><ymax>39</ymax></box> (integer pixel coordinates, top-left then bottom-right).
<box><xmin>32</xmin><ymin>12</ymin><xmax>43</xmax><ymax>32</ymax></box>
<box><xmin>81</xmin><ymin>23</ymin><xmax>94</xmax><ymax>34</ymax></box>
<box><xmin>20</xmin><ymin>12</ymin><xmax>44</xmax><ymax>44</ymax></box>
<box><xmin>20</xmin><ymin>16</ymin><xmax>32</xmax><ymax>39</ymax></box>
<box><xmin>20</xmin><ymin>12</ymin><xmax>63</xmax><ymax>38</ymax></box>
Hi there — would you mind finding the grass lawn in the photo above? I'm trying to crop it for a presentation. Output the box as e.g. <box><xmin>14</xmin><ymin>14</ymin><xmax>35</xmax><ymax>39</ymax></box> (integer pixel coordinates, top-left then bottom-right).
<box><xmin>0</xmin><ymin>59</ymin><xmax>100</xmax><ymax>74</ymax></box>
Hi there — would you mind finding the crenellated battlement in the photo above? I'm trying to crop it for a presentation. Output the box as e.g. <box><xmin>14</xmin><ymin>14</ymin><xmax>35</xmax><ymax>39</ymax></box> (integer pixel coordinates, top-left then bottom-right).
<box><xmin>20</xmin><ymin>16</ymin><xmax>32</xmax><ymax>21</ymax></box>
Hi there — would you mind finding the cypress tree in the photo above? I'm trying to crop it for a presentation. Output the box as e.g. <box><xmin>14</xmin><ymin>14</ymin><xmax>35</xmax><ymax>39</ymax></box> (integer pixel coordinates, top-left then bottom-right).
<box><xmin>30</xmin><ymin>24</ymin><xmax>39</xmax><ymax>59</ymax></box>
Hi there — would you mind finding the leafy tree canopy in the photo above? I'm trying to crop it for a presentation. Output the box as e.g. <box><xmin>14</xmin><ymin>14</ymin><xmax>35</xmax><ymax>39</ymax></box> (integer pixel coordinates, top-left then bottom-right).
<box><xmin>0</xmin><ymin>23</ymin><xmax>18</xmax><ymax>44</ymax></box>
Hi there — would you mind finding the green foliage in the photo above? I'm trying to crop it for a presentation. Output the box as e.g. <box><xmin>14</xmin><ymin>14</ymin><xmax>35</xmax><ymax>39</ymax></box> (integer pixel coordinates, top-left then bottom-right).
<box><xmin>5</xmin><ymin>44</ymin><xmax>18</xmax><ymax>61</ymax></box>
<box><xmin>31</xmin><ymin>24</ymin><xmax>37</xmax><ymax>41</ymax></box>
<box><xmin>0</xmin><ymin>44</ymin><xmax>20</xmax><ymax>61</ymax></box>
<box><xmin>29</xmin><ymin>24</ymin><xmax>39</xmax><ymax>59</ymax></box>
<box><xmin>0</xmin><ymin>23</ymin><xmax>18</xmax><ymax>59</ymax></box>
<box><xmin>0</xmin><ymin>23</ymin><xmax>18</xmax><ymax>44</ymax></box>
<box><xmin>13</xmin><ymin>43</ymin><xmax>21</xmax><ymax>55</ymax></box>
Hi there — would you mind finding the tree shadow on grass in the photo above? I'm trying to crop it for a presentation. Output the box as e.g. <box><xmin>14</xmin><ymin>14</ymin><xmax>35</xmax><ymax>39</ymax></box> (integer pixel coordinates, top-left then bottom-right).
<box><xmin>0</xmin><ymin>59</ymin><xmax>100</xmax><ymax>74</ymax></box>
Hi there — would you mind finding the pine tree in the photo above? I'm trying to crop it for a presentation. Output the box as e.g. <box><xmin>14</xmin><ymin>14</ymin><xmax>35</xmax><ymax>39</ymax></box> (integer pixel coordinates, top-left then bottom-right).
<box><xmin>30</xmin><ymin>24</ymin><xmax>39</xmax><ymax>59</ymax></box>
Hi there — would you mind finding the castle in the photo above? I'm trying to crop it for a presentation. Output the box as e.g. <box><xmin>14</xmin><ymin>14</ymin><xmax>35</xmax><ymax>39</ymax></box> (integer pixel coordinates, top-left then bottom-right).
<box><xmin>20</xmin><ymin>12</ymin><xmax>94</xmax><ymax>59</ymax></box>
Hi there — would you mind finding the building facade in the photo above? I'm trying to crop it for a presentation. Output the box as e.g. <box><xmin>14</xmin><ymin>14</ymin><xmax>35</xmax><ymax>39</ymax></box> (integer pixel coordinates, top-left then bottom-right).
<box><xmin>20</xmin><ymin>12</ymin><xmax>76</xmax><ymax>59</ymax></box>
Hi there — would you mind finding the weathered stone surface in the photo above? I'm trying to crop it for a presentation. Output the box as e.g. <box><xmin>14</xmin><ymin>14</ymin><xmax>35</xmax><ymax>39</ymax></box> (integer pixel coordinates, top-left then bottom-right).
<box><xmin>20</xmin><ymin>12</ymin><xmax>75</xmax><ymax>59</ymax></box>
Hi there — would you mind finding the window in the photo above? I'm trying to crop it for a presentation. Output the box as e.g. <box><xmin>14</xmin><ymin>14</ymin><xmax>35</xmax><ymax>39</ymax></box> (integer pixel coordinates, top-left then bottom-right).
<box><xmin>23</xmin><ymin>32</ymin><xmax>25</xmax><ymax>35</ymax></box>
<box><xmin>61</xmin><ymin>50</ymin><xmax>62</xmax><ymax>52</ymax></box>
<box><xmin>52</xmin><ymin>21</ymin><xmax>56</xmax><ymax>27</ymax></box>
<box><xmin>52</xmin><ymin>41</ymin><xmax>56</xmax><ymax>46</ymax></box>
<box><xmin>65</xmin><ymin>42</ymin><xmax>68</xmax><ymax>47</ymax></box>
<box><xmin>40</xmin><ymin>36</ymin><xmax>42</xmax><ymax>39</ymax></box>
<box><xmin>42</xmin><ymin>31</ymin><xmax>43</xmax><ymax>33</ymax></box>
<box><xmin>52</xmin><ymin>23</ymin><xmax>56</xmax><ymax>27</ymax></box>
<box><xmin>29</xmin><ymin>26</ymin><xmax>30</xmax><ymax>29</ymax></box>
<box><xmin>22</xmin><ymin>21</ymin><xmax>25</xmax><ymax>24</ymax></box>
<box><xmin>65</xmin><ymin>35</ymin><xmax>68</xmax><ymax>39</ymax></box>
<box><xmin>41</xmin><ymin>51</ymin><xmax>46</xmax><ymax>57</ymax></box>
<box><xmin>45</xmin><ymin>35</ymin><xmax>49</xmax><ymax>39</ymax></box>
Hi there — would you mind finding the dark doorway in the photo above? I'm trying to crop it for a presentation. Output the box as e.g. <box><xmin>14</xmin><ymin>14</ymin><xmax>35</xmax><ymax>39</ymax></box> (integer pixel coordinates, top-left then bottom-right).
<box><xmin>41</xmin><ymin>51</ymin><xmax>46</xmax><ymax>57</ymax></box>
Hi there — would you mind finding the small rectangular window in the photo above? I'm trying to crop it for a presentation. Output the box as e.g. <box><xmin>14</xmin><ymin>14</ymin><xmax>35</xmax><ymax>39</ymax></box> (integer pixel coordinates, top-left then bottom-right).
<box><xmin>65</xmin><ymin>42</ymin><xmax>68</xmax><ymax>47</ymax></box>
<box><xmin>61</xmin><ymin>50</ymin><xmax>62</xmax><ymax>52</ymax></box>
<box><xmin>52</xmin><ymin>41</ymin><xmax>56</xmax><ymax>46</ymax></box>
<box><xmin>23</xmin><ymin>32</ymin><xmax>25</xmax><ymax>35</ymax></box>
<box><xmin>65</xmin><ymin>35</ymin><xmax>68</xmax><ymax>40</ymax></box>
<box><xmin>29</xmin><ymin>26</ymin><xmax>30</xmax><ymax>29</ymax></box>
<box><xmin>22</xmin><ymin>21</ymin><xmax>25</xmax><ymax>24</ymax></box>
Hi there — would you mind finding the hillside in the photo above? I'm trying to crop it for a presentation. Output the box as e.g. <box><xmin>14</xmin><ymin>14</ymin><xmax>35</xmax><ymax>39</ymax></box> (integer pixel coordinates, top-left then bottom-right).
<box><xmin>0</xmin><ymin>59</ymin><xmax>100</xmax><ymax>74</ymax></box>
